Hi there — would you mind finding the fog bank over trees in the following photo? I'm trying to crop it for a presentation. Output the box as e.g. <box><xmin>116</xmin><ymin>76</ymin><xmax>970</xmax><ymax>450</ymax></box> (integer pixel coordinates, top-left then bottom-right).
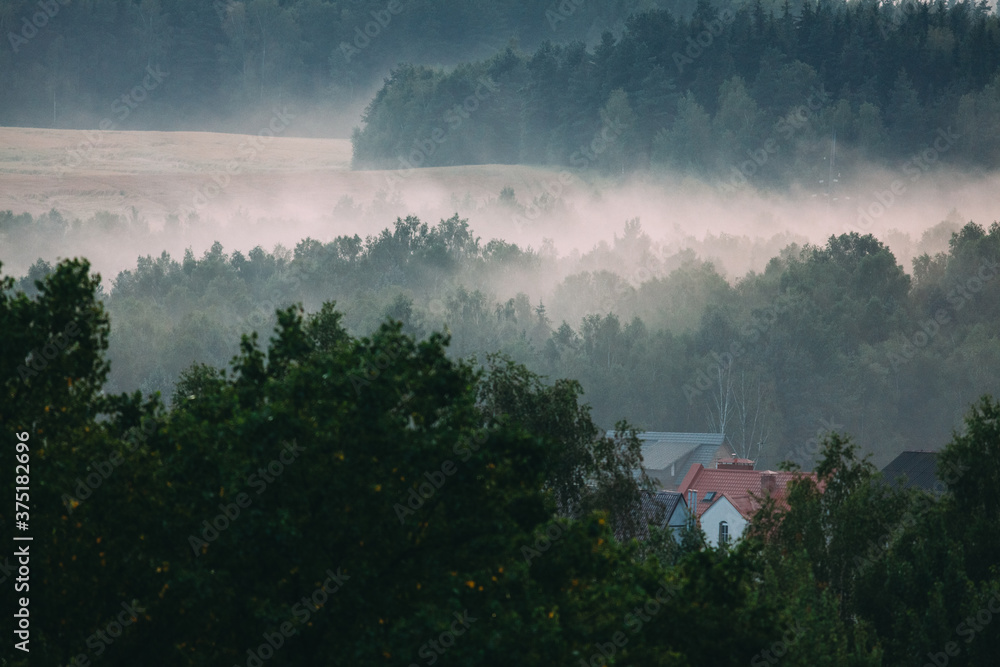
<box><xmin>7</xmin><ymin>212</ymin><xmax>999</xmax><ymax>470</ymax></box>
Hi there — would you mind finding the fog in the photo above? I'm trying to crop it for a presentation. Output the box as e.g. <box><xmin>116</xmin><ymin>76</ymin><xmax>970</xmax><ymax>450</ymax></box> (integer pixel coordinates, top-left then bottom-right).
<box><xmin>2</xmin><ymin>126</ymin><xmax>994</xmax><ymax>288</ymax></box>
<box><xmin>2</xmin><ymin>123</ymin><xmax>998</xmax><ymax>468</ymax></box>
<box><xmin>7</xmin><ymin>1</ymin><xmax>1000</xmax><ymax>662</ymax></box>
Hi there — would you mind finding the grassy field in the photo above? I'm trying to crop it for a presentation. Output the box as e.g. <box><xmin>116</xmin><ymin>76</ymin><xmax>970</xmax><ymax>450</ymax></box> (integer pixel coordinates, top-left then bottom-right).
<box><xmin>0</xmin><ymin>126</ymin><xmax>564</xmax><ymax>221</ymax></box>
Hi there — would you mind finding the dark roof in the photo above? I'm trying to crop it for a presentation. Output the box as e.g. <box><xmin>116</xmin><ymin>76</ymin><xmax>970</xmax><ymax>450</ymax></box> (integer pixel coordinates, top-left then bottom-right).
<box><xmin>881</xmin><ymin>451</ymin><xmax>940</xmax><ymax>493</ymax></box>
<box><xmin>655</xmin><ymin>490</ymin><xmax>685</xmax><ymax>525</ymax></box>
<box><xmin>637</xmin><ymin>490</ymin><xmax>686</xmax><ymax>528</ymax></box>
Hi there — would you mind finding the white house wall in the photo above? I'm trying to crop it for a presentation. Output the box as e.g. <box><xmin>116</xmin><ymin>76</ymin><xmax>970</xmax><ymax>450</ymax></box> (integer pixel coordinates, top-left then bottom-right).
<box><xmin>700</xmin><ymin>497</ymin><xmax>748</xmax><ymax>547</ymax></box>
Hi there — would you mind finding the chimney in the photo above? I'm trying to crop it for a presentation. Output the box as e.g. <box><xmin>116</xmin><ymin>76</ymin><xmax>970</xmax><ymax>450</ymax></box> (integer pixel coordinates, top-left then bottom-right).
<box><xmin>688</xmin><ymin>488</ymin><xmax>698</xmax><ymax>516</ymax></box>
<box><xmin>718</xmin><ymin>456</ymin><xmax>755</xmax><ymax>470</ymax></box>
<box><xmin>761</xmin><ymin>473</ymin><xmax>777</xmax><ymax>495</ymax></box>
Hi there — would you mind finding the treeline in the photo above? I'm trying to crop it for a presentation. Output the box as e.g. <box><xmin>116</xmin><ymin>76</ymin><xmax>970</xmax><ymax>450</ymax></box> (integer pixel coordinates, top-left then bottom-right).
<box><xmin>352</xmin><ymin>0</ymin><xmax>1000</xmax><ymax>186</ymax></box>
<box><xmin>3</xmin><ymin>256</ymin><xmax>1000</xmax><ymax>665</ymax></box>
<box><xmin>10</xmin><ymin>209</ymin><xmax>999</xmax><ymax>468</ymax></box>
<box><xmin>0</xmin><ymin>0</ymin><xmax>682</xmax><ymax>130</ymax></box>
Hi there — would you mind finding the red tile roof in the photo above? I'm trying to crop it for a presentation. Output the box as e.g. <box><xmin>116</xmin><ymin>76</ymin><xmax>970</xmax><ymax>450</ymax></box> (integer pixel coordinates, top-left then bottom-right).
<box><xmin>677</xmin><ymin>464</ymin><xmax>819</xmax><ymax>520</ymax></box>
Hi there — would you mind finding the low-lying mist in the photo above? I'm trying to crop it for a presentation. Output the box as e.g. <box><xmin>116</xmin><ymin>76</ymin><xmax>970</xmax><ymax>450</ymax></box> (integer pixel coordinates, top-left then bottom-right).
<box><xmin>5</xmin><ymin>152</ymin><xmax>1000</xmax><ymax>472</ymax></box>
<box><xmin>4</xmin><ymin>122</ymin><xmax>1000</xmax><ymax>471</ymax></box>
<box><xmin>3</xmin><ymin>149</ymin><xmax>996</xmax><ymax>285</ymax></box>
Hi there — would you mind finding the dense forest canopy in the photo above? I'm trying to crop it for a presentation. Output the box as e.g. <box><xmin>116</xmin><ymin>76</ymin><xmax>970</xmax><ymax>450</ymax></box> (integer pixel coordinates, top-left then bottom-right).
<box><xmin>5</xmin><ymin>208</ymin><xmax>999</xmax><ymax>469</ymax></box>
<box><xmin>0</xmin><ymin>0</ymin><xmax>690</xmax><ymax>131</ymax></box>
<box><xmin>352</xmin><ymin>0</ymin><xmax>1000</xmax><ymax>187</ymax></box>
<box><xmin>3</xmin><ymin>256</ymin><xmax>1000</xmax><ymax>665</ymax></box>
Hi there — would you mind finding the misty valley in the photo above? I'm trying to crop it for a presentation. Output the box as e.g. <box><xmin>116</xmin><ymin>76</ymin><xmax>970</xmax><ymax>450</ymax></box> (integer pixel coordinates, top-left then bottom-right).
<box><xmin>3</xmin><ymin>0</ymin><xmax>1000</xmax><ymax>665</ymax></box>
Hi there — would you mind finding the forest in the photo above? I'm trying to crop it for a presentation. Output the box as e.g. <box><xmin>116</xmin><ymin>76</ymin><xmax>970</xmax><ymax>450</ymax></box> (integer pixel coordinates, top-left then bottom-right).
<box><xmin>2</xmin><ymin>253</ymin><xmax>1000</xmax><ymax>666</ymax></box>
<box><xmin>352</xmin><ymin>0</ymin><xmax>1000</xmax><ymax>187</ymax></box>
<box><xmin>0</xmin><ymin>0</ymin><xmax>688</xmax><ymax>131</ymax></box>
<box><xmin>4</xmin><ymin>0</ymin><xmax>1000</xmax><ymax>663</ymax></box>
<box><xmin>4</xmin><ymin>208</ymin><xmax>999</xmax><ymax>469</ymax></box>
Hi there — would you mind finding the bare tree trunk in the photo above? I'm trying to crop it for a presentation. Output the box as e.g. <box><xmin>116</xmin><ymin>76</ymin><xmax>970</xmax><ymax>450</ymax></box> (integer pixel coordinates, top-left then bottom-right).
<box><xmin>706</xmin><ymin>363</ymin><xmax>733</xmax><ymax>437</ymax></box>
<box><xmin>731</xmin><ymin>369</ymin><xmax>772</xmax><ymax>461</ymax></box>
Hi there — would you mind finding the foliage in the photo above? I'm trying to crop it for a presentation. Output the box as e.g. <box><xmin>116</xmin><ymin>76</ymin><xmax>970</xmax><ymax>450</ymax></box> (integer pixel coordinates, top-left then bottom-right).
<box><xmin>0</xmin><ymin>0</ymin><xmax>686</xmax><ymax>128</ymax></box>
<box><xmin>2</xmin><ymin>258</ymin><xmax>1000</xmax><ymax>666</ymax></box>
<box><xmin>8</xmin><ymin>213</ymin><xmax>1000</xmax><ymax>470</ymax></box>
<box><xmin>352</xmin><ymin>0</ymin><xmax>1000</xmax><ymax>182</ymax></box>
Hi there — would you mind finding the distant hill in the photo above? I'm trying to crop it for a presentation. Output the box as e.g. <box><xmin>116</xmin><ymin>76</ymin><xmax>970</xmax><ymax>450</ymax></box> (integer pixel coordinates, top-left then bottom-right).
<box><xmin>352</xmin><ymin>0</ymin><xmax>1000</xmax><ymax>187</ymax></box>
<box><xmin>0</xmin><ymin>0</ymin><xmax>687</xmax><ymax>132</ymax></box>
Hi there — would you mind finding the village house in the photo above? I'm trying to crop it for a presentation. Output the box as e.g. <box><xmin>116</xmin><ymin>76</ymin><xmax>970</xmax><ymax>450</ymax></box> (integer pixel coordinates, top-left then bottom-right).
<box><xmin>615</xmin><ymin>431</ymin><xmax>734</xmax><ymax>490</ymax></box>
<box><xmin>676</xmin><ymin>456</ymin><xmax>818</xmax><ymax>547</ymax></box>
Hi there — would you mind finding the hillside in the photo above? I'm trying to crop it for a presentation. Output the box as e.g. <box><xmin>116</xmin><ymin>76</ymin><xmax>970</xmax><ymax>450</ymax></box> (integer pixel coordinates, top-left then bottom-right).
<box><xmin>0</xmin><ymin>126</ymin><xmax>551</xmax><ymax>219</ymax></box>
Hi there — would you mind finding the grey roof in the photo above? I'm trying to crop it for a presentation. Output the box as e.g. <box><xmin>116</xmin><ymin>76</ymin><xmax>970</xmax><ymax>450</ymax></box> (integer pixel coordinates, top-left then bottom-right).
<box><xmin>606</xmin><ymin>431</ymin><xmax>727</xmax><ymax>470</ymax></box>
<box><xmin>881</xmin><ymin>451</ymin><xmax>940</xmax><ymax>493</ymax></box>
<box><xmin>640</xmin><ymin>442</ymin><xmax>702</xmax><ymax>469</ymax></box>
<box><xmin>635</xmin><ymin>432</ymin><xmax>726</xmax><ymax>446</ymax></box>
<box><xmin>687</xmin><ymin>443</ymin><xmax>728</xmax><ymax>471</ymax></box>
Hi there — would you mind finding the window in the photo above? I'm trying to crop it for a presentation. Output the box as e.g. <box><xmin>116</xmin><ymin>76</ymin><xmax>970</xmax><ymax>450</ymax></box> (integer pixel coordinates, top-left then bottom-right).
<box><xmin>719</xmin><ymin>521</ymin><xmax>729</xmax><ymax>546</ymax></box>
<box><xmin>704</xmin><ymin>491</ymin><xmax>716</xmax><ymax>502</ymax></box>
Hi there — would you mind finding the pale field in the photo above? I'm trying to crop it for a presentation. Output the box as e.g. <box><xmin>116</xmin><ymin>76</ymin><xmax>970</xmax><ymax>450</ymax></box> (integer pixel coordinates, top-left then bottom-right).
<box><xmin>0</xmin><ymin>126</ymin><xmax>555</xmax><ymax>220</ymax></box>
<box><xmin>1</xmin><ymin>126</ymin><xmax>998</xmax><ymax>280</ymax></box>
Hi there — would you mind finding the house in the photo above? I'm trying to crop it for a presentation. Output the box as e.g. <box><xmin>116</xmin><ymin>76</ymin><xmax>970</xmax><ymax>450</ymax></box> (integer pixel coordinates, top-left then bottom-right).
<box><xmin>612</xmin><ymin>431</ymin><xmax>734</xmax><ymax>490</ymax></box>
<box><xmin>699</xmin><ymin>495</ymin><xmax>747</xmax><ymax>548</ymax></box>
<box><xmin>677</xmin><ymin>462</ymin><xmax>818</xmax><ymax>547</ymax></box>
<box><xmin>637</xmin><ymin>490</ymin><xmax>688</xmax><ymax>535</ymax></box>
<box><xmin>623</xmin><ymin>490</ymin><xmax>689</xmax><ymax>542</ymax></box>
<box><xmin>880</xmin><ymin>451</ymin><xmax>942</xmax><ymax>494</ymax></box>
